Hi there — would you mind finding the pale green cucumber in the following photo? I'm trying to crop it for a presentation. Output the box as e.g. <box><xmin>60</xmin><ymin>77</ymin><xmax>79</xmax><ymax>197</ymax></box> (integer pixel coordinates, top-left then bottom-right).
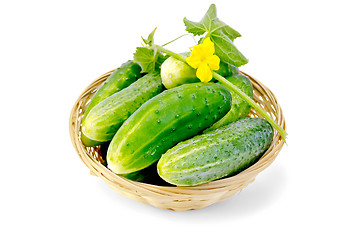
<box><xmin>157</xmin><ymin>118</ymin><xmax>274</xmax><ymax>186</ymax></box>
<box><xmin>161</xmin><ymin>55</ymin><xmax>239</xmax><ymax>89</ymax></box>
<box><xmin>161</xmin><ymin>56</ymin><xmax>198</xmax><ymax>89</ymax></box>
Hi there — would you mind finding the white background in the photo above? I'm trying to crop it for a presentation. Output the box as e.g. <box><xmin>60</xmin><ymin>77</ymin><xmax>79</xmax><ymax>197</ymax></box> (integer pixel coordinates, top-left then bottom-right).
<box><xmin>1</xmin><ymin>0</ymin><xmax>361</xmax><ymax>239</ymax></box>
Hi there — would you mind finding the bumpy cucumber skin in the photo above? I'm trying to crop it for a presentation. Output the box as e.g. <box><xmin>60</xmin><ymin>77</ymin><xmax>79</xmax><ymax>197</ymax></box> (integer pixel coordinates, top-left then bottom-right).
<box><xmin>157</xmin><ymin>118</ymin><xmax>274</xmax><ymax>186</ymax></box>
<box><xmin>207</xmin><ymin>74</ymin><xmax>253</xmax><ymax>132</ymax></box>
<box><xmin>81</xmin><ymin>60</ymin><xmax>142</xmax><ymax>147</ymax></box>
<box><xmin>107</xmin><ymin>82</ymin><xmax>232</xmax><ymax>174</ymax></box>
<box><xmin>82</xmin><ymin>72</ymin><xmax>164</xmax><ymax>143</ymax></box>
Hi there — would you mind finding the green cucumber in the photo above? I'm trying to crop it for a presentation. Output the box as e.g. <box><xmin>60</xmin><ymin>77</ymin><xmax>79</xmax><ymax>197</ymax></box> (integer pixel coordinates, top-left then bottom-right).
<box><xmin>157</xmin><ymin>118</ymin><xmax>274</xmax><ymax>186</ymax></box>
<box><xmin>81</xmin><ymin>60</ymin><xmax>142</xmax><ymax>146</ymax></box>
<box><xmin>100</xmin><ymin>142</ymin><xmax>168</xmax><ymax>185</ymax></box>
<box><xmin>82</xmin><ymin>72</ymin><xmax>164</xmax><ymax>143</ymax></box>
<box><xmin>120</xmin><ymin>163</ymin><xmax>170</xmax><ymax>185</ymax></box>
<box><xmin>215</xmin><ymin>61</ymin><xmax>239</xmax><ymax>78</ymax></box>
<box><xmin>120</xmin><ymin>164</ymin><xmax>156</xmax><ymax>182</ymax></box>
<box><xmin>207</xmin><ymin>74</ymin><xmax>253</xmax><ymax>131</ymax></box>
<box><xmin>107</xmin><ymin>82</ymin><xmax>232</xmax><ymax>174</ymax></box>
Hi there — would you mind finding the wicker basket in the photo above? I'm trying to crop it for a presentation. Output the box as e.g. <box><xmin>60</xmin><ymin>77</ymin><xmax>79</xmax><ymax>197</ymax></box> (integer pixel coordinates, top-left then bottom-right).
<box><xmin>69</xmin><ymin>69</ymin><xmax>286</xmax><ymax>211</ymax></box>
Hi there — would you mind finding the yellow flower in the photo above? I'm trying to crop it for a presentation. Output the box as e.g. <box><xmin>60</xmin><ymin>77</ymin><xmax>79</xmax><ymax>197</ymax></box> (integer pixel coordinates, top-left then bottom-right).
<box><xmin>186</xmin><ymin>37</ymin><xmax>220</xmax><ymax>83</ymax></box>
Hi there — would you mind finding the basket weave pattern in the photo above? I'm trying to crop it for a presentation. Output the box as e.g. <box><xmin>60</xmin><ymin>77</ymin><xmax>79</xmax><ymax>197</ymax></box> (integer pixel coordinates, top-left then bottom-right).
<box><xmin>69</xmin><ymin>70</ymin><xmax>286</xmax><ymax>211</ymax></box>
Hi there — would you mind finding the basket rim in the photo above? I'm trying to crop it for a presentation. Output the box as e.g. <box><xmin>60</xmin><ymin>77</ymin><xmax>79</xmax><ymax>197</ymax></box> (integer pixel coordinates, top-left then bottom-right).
<box><xmin>69</xmin><ymin>70</ymin><xmax>286</xmax><ymax>193</ymax></box>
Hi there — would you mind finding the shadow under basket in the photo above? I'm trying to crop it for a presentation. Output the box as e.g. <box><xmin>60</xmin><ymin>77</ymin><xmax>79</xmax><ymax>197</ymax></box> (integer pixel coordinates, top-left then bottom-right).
<box><xmin>69</xmin><ymin>70</ymin><xmax>286</xmax><ymax>211</ymax></box>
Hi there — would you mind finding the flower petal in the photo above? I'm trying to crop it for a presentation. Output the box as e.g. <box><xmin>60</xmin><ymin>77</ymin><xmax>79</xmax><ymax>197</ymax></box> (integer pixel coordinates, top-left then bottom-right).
<box><xmin>201</xmin><ymin>37</ymin><xmax>215</xmax><ymax>55</ymax></box>
<box><xmin>206</xmin><ymin>54</ymin><xmax>220</xmax><ymax>71</ymax></box>
<box><xmin>186</xmin><ymin>52</ymin><xmax>202</xmax><ymax>69</ymax></box>
<box><xmin>196</xmin><ymin>62</ymin><xmax>213</xmax><ymax>83</ymax></box>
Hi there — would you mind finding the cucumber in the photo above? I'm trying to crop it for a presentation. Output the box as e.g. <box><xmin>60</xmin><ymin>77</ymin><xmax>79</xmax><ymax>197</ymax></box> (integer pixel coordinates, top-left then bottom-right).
<box><xmin>81</xmin><ymin>60</ymin><xmax>142</xmax><ymax>146</ymax></box>
<box><xmin>215</xmin><ymin>61</ymin><xmax>239</xmax><ymax>78</ymax></box>
<box><xmin>161</xmin><ymin>56</ymin><xmax>198</xmax><ymax>89</ymax></box>
<box><xmin>82</xmin><ymin>72</ymin><xmax>164</xmax><ymax>143</ymax></box>
<box><xmin>157</xmin><ymin>118</ymin><xmax>274</xmax><ymax>186</ymax></box>
<box><xmin>160</xmin><ymin>55</ymin><xmax>237</xmax><ymax>89</ymax></box>
<box><xmin>207</xmin><ymin>74</ymin><xmax>253</xmax><ymax>131</ymax></box>
<box><xmin>120</xmin><ymin>164</ymin><xmax>157</xmax><ymax>182</ymax></box>
<box><xmin>100</xmin><ymin>142</ymin><xmax>168</xmax><ymax>185</ymax></box>
<box><xmin>107</xmin><ymin>82</ymin><xmax>232</xmax><ymax>174</ymax></box>
<box><xmin>120</xmin><ymin>163</ymin><xmax>170</xmax><ymax>185</ymax></box>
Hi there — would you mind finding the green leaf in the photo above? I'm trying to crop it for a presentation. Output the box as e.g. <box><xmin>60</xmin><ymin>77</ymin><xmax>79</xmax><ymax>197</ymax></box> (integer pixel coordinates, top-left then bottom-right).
<box><xmin>183</xmin><ymin>4</ymin><xmax>246</xmax><ymax>67</ymax></box>
<box><xmin>142</xmin><ymin>27</ymin><xmax>157</xmax><ymax>46</ymax></box>
<box><xmin>211</xmin><ymin>31</ymin><xmax>248</xmax><ymax>66</ymax></box>
<box><xmin>133</xmin><ymin>47</ymin><xmax>159</xmax><ymax>73</ymax></box>
<box><xmin>133</xmin><ymin>46</ymin><xmax>169</xmax><ymax>73</ymax></box>
<box><xmin>155</xmin><ymin>53</ymin><xmax>169</xmax><ymax>70</ymax></box>
<box><xmin>135</xmin><ymin>28</ymin><xmax>171</xmax><ymax>73</ymax></box>
<box><xmin>200</xmin><ymin>4</ymin><xmax>217</xmax><ymax>31</ymax></box>
<box><xmin>183</xmin><ymin>4</ymin><xmax>217</xmax><ymax>35</ymax></box>
<box><xmin>213</xmin><ymin>19</ymin><xmax>241</xmax><ymax>41</ymax></box>
<box><xmin>183</xmin><ymin>18</ymin><xmax>206</xmax><ymax>36</ymax></box>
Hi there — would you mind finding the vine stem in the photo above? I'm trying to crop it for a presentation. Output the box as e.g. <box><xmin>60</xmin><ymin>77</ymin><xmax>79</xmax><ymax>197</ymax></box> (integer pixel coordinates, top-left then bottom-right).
<box><xmin>155</xmin><ymin>45</ymin><xmax>287</xmax><ymax>142</ymax></box>
<box><xmin>162</xmin><ymin>34</ymin><xmax>195</xmax><ymax>47</ymax></box>
<box><xmin>156</xmin><ymin>45</ymin><xmax>187</xmax><ymax>62</ymax></box>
